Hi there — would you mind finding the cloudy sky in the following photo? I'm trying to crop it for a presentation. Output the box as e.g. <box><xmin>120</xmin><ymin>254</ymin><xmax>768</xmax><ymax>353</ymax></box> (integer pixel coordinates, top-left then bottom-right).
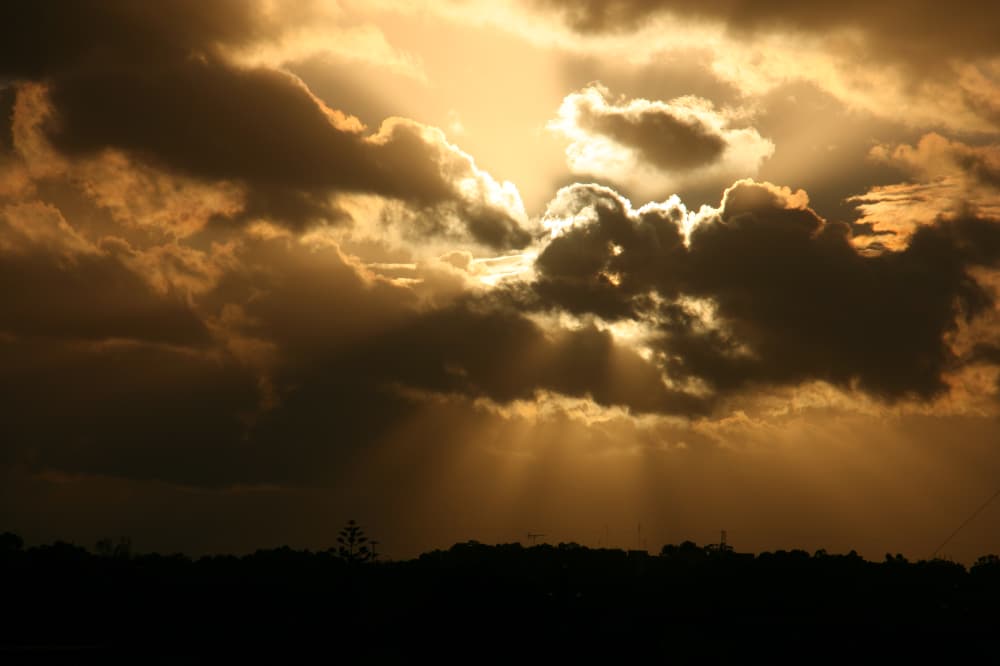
<box><xmin>3</xmin><ymin>0</ymin><xmax>1000</xmax><ymax>561</ymax></box>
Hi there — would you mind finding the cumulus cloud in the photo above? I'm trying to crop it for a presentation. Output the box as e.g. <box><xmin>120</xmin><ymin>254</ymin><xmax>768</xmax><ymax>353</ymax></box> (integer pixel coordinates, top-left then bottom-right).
<box><xmin>531</xmin><ymin>179</ymin><xmax>1000</xmax><ymax>402</ymax></box>
<box><xmin>549</xmin><ymin>84</ymin><xmax>773</xmax><ymax>198</ymax></box>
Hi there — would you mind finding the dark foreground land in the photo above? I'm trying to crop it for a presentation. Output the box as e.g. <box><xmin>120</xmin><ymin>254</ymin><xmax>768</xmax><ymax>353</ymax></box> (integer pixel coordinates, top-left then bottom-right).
<box><xmin>2</xmin><ymin>532</ymin><xmax>1000</xmax><ymax>663</ymax></box>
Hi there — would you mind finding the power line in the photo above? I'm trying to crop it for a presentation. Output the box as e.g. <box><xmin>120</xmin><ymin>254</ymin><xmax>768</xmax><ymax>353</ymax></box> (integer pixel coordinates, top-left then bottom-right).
<box><xmin>931</xmin><ymin>485</ymin><xmax>1000</xmax><ymax>559</ymax></box>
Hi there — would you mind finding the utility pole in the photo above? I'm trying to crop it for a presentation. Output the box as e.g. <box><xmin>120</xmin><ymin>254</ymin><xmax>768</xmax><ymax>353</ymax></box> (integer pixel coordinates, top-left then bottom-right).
<box><xmin>527</xmin><ymin>533</ymin><xmax>545</xmax><ymax>546</ymax></box>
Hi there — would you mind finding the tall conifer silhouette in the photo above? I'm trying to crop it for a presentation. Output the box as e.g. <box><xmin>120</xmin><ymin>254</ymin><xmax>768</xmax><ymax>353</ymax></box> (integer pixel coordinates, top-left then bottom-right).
<box><xmin>337</xmin><ymin>520</ymin><xmax>371</xmax><ymax>563</ymax></box>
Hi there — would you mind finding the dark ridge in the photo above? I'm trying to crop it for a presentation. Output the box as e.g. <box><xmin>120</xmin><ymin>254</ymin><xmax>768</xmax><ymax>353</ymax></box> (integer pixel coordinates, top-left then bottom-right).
<box><xmin>2</xmin><ymin>531</ymin><xmax>1000</xmax><ymax>663</ymax></box>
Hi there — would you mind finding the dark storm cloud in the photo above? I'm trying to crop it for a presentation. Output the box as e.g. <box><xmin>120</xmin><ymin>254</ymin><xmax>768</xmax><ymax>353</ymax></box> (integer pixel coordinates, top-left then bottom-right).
<box><xmin>534</xmin><ymin>1</ymin><xmax>1000</xmax><ymax>62</ymax></box>
<box><xmin>0</xmin><ymin>85</ymin><xmax>15</xmax><ymax>155</ymax></box>
<box><xmin>0</xmin><ymin>207</ymin><xmax>209</xmax><ymax>346</ymax></box>
<box><xmin>342</xmin><ymin>302</ymin><xmax>704</xmax><ymax>415</ymax></box>
<box><xmin>534</xmin><ymin>181</ymin><xmax>1000</xmax><ymax>400</ymax></box>
<box><xmin>0</xmin><ymin>0</ymin><xmax>267</xmax><ymax>80</ymax></box>
<box><xmin>220</xmin><ymin>297</ymin><xmax>705</xmax><ymax>484</ymax></box>
<box><xmin>574</xmin><ymin>92</ymin><xmax>726</xmax><ymax>170</ymax></box>
<box><xmin>550</xmin><ymin>85</ymin><xmax>773</xmax><ymax>199</ymax></box>
<box><xmin>0</xmin><ymin>2</ymin><xmax>530</xmax><ymax>249</ymax></box>
<box><xmin>0</xmin><ymin>339</ymin><xmax>261</xmax><ymax>484</ymax></box>
<box><xmin>221</xmin><ymin>237</ymin><xmax>701</xmax><ymax>418</ymax></box>
<box><xmin>0</xmin><ymin>229</ymin><xmax>701</xmax><ymax>488</ymax></box>
<box><xmin>44</xmin><ymin>62</ymin><xmax>443</xmax><ymax>200</ymax></box>
<box><xmin>0</xmin><ymin>250</ymin><xmax>209</xmax><ymax>346</ymax></box>
<box><xmin>534</xmin><ymin>185</ymin><xmax>688</xmax><ymax>319</ymax></box>
<box><xmin>957</xmin><ymin>153</ymin><xmax>1000</xmax><ymax>190</ymax></box>
<box><xmin>0</xmin><ymin>234</ymin><xmax>417</xmax><ymax>488</ymax></box>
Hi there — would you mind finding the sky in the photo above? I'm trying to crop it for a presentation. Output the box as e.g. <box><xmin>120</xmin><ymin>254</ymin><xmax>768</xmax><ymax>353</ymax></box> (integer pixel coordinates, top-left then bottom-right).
<box><xmin>2</xmin><ymin>0</ymin><xmax>1000</xmax><ymax>562</ymax></box>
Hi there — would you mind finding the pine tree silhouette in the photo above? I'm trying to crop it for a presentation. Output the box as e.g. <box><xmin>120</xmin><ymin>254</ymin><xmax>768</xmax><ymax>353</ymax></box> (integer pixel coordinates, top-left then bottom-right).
<box><xmin>337</xmin><ymin>519</ymin><xmax>371</xmax><ymax>563</ymax></box>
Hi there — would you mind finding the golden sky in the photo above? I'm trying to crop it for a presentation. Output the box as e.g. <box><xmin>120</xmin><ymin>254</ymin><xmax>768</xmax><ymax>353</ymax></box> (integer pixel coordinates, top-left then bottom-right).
<box><xmin>2</xmin><ymin>0</ymin><xmax>1000</xmax><ymax>561</ymax></box>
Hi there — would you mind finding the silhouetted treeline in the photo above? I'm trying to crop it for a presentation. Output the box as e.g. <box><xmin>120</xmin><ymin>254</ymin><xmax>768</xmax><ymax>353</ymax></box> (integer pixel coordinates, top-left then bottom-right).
<box><xmin>3</xmin><ymin>531</ymin><xmax>1000</xmax><ymax>663</ymax></box>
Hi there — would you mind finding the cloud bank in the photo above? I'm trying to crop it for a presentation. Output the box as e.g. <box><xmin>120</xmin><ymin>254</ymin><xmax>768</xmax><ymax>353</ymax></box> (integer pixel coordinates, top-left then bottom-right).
<box><xmin>3</xmin><ymin>2</ymin><xmax>1000</xmax><ymax>568</ymax></box>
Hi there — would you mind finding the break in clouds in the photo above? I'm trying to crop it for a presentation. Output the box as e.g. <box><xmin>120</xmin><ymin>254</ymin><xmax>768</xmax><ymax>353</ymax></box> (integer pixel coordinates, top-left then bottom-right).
<box><xmin>2</xmin><ymin>0</ymin><xmax>1000</xmax><ymax>492</ymax></box>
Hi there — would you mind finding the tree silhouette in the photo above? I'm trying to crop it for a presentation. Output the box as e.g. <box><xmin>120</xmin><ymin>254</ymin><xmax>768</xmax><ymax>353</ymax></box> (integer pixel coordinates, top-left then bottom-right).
<box><xmin>95</xmin><ymin>536</ymin><xmax>132</xmax><ymax>559</ymax></box>
<box><xmin>0</xmin><ymin>532</ymin><xmax>23</xmax><ymax>554</ymax></box>
<box><xmin>337</xmin><ymin>519</ymin><xmax>371</xmax><ymax>563</ymax></box>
